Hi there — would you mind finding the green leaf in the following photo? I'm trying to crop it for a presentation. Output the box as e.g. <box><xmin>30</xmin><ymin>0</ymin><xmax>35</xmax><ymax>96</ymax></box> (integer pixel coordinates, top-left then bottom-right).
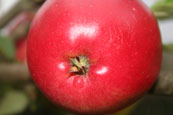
<box><xmin>0</xmin><ymin>35</ymin><xmax>15</xmax><ymax>61</ymax></box>
<box><xmin>0</xmin><ymin>90</ymin><xmax>29</xmax><ymax>115</ymax></box>
<box><xmin>161</xmin><ymin>51</ymin><xmax>173</xmax><ymax>71</ymax></box>
<box><xmin>152</xmin><ymin>0</ymin><xmax>173</xmax><ymax>19</ymax></box>
<box><xmin>165</xmin><ymin>0</ymin><xmax>173</xmax><ymax>3</ymax></box>
<box><xmin>163</xmin><ymin>43</ymin><xmax>173</xmax><ymax>53</ymax></box>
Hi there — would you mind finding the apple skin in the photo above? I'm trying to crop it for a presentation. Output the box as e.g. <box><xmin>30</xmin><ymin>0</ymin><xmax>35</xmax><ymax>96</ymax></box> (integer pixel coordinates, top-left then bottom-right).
<box><xmin>27</xmin><ymin>0</ymin><xmax>162</xmax><ymax>114</ymax></box>
<box><xmin>16</xmin><ymin>37</ymin><xmax>27</xmax><ymax>63</ymax></box>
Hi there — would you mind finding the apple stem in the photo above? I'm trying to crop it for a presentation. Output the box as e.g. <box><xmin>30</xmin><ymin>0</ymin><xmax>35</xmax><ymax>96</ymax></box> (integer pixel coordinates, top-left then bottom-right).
<box><xmin>70</xmin><ymin>56</ymin><xmax>89</xmax><ymax>75</ymax></box>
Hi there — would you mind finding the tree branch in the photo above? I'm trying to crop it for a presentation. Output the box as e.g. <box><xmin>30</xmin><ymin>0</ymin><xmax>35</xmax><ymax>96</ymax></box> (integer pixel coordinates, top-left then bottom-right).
<box><xmin>154</xmin><ymin>71</ymin><xmax>173</xmax><ymax>95</ymax></box>
<box><xmin>0</xmin><ymin>0</ymin><xmax>44</xmax><ymax>28</ymax></box>
<box><xmin>0</xmin><ymin>63</ymin><xmax>30</xmax><ymax>82</ymax></box>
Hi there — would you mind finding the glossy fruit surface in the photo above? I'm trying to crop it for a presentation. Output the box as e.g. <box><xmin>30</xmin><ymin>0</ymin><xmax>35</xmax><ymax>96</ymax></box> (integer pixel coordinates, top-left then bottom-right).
<box><xmin>27</xmin><ymin>0</ymin><xmax>162</xmax><ymax>114</ymax></box>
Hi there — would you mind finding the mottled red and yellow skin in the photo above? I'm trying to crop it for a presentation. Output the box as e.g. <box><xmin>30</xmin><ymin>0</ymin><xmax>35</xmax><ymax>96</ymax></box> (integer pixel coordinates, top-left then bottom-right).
<box><xmin>27</xmin><ymin>0</ymin><xmax>162</xmax><ymax>114</ymax></box>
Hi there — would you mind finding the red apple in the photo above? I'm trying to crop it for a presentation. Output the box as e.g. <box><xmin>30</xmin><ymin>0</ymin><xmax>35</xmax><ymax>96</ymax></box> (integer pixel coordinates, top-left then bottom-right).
<box><xmin>16</xmin><ymin>36</ymin><xmax>27</xmax><ymax>63</ymax></box>
<box><xmin>27</xmin><ymin>0</ymin><xmax>162</xmax><ymax>114</ymax></box>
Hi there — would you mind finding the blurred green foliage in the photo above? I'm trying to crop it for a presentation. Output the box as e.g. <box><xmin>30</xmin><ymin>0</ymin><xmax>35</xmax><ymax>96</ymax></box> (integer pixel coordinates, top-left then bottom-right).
<box><xmin>0</xmin><ymin>35</ymin><xmax>15</xmax><ymax>61</ymax></box>
<box><xmin>0</xmin><ymin>90</ymin><xmax>29</xmax><ymax>115</ymax></box>
<box><xmin>163</xmin><ymin>43</ymin><xmax>173</xmax><ymax>53</ymax></box>
<box><xmin>152</xmin><ymin>0</ymin><xmax>173</xmax><ymax>19</ymax></box>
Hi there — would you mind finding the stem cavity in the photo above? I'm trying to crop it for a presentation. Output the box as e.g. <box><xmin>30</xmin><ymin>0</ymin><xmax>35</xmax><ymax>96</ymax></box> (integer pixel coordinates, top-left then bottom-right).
<box><xmin>70</xmin><ymin>56</ymin><xmax>89</xmax><ymax>75</ymax></box>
